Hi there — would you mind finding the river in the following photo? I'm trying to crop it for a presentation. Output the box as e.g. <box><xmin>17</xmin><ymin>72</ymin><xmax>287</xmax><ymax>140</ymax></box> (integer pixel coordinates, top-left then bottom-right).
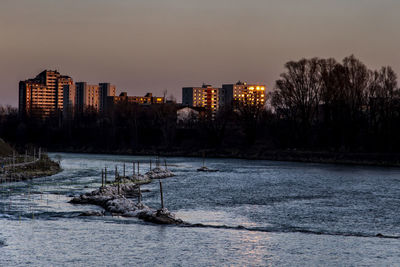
<box><xmin>0</xmin><ymin>153</ymin><xmax>399</xmax><ymax>266</ymax></box>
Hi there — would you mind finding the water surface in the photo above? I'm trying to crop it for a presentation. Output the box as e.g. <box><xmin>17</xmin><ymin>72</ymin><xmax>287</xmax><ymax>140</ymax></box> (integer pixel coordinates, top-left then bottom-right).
<box><xmin>0</xmin><ymin>153</ymin><xmax>399</xmax><ymax>266</ymax></box>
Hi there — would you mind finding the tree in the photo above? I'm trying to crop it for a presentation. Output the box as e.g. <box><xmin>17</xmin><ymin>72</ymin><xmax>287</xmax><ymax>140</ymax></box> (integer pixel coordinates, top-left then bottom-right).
<box><xmin>367</xmin><ymin>66</ymin><xmax>399</xmax><ymax>150</ymax></box>
<box><xmin>272</xmin><ymin>58</ymin><xmax>324</xmax><ymax>146</ymax></box>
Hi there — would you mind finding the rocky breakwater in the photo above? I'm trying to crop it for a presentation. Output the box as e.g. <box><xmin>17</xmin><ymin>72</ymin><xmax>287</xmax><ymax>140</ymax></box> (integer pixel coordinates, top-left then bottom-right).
<box><xmin>145</xmin><ymin>167</ymin><xmax>174</xmax><ymax>179</ymax></box>
<box><xmin>116</xmin><ymin>167</ymin><xmax>175</xmax><ymax>184</ymax></box>
<box><xmin>70</xmin><ymin>184</ymin><xmax>184</xmax><ymax>225</ymax></box>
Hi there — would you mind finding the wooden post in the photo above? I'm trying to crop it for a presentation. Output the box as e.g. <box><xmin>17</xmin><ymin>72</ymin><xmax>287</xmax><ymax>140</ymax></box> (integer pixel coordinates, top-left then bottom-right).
<box><xmin>123</xmin><ymin>163</ymin><xmax>125</xmax><ymax>177</ymax></box>
<box><xmin>105</xmin><ymin>167</ymin><xmax>107</xmax><ymax>184</ymax></box>
<box><xmin>101</xmin><ymin>169</ymin><xmax>104</xmax><ymax>187</ymax></box>
<box><xmin>115</xmin><ymin>165</ymin><xmax>117</xmax><ymax>181</ymax></box>
<box><xmin>138</xmin><ymin>185</ymin><xmax>141</xmax><ymax>203</ymax></box>
<box><xmin>159</xmin><ymin>179</ymin><xmax>164</xmax><ymax>209</ymax></box>
<box><xmin>150</xmin><ymin>159</ymin><xmax>152</xmax><ymax>171</ymax></box>
<box><xmin>118</xmin><ymin>180</ymin><xmax>120</xmax><ymax>195</ymax></box>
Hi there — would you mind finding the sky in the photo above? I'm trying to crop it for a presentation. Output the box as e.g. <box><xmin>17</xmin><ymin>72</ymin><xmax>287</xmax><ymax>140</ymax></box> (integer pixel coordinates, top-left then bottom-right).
<box><xmin>1</xmin><ymin>0</ymin><xmax>400</xmax><ymax>106</ymax></box>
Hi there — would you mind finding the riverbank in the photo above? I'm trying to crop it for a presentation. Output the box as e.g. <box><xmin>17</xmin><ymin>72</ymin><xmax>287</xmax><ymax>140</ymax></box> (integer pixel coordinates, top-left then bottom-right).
<box><xmin>53</xmin><ymin>147</ymin><xmax>400</xmax><ymax>167</ymax></box>
<box><xmin>0</xmin><ymin>155</ymin><xmax>61</xmax><ymax>183</ymax></box>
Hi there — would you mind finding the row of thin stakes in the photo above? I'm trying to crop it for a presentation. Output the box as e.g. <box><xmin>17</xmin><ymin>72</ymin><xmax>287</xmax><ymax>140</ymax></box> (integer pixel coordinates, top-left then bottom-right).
<box><xmin>100</xmin><ymin>161</ymin><xmax>141</xmax><ymax>186</ymax></box>
<box><xmin>99</xmin><ymin>160</ymin><xmax>165</xmax><ymax>209</ymax></box>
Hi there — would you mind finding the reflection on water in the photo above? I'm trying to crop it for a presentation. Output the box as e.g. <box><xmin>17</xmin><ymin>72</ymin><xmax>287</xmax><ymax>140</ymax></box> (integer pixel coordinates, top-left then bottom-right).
<box><xmin>0</xmin><ymin>152</ymin><xmax>399</xmax><ymax>266</ymax></box>
<box><xmin>176</xmin><ymin>209</ymin><xmax>259</xmax><ymax>227</ymax></box>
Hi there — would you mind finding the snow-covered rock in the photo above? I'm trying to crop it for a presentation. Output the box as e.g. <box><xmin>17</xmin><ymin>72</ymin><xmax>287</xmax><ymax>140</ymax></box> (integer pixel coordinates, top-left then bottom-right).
<box><xmin>70</xmin><ymin>184</ymin><xmax>183</xmax><ymax>225</ymax></box>
<box><xmin>145</xmin><ymin>167</ymin><xmax>175</xmax><ymax>179</ymax></box>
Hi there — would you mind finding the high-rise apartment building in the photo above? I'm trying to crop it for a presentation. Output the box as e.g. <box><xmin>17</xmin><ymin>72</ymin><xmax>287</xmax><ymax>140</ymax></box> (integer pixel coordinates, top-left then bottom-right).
<box><xmin>99</xmin><ymin>83</ymin><xmax>116</xmax><ymax>112</ymax></box>
<box><xmin>182</xmin><ymin>81</ymin><xmax>267</xmax><ymax>113</ymax></box>
<box><xmin>75</xmin><ymin>82</ymin><xmax>101</xmax><ymax>112</ymax></box>
<box><xmin>182</xmin><ymin>84</ymin><xmax>220</xmax><ymax>114</ymax></box>
<box><xmin>19</xmin><ymin>70</ymin><xmax>73</xmax><ymax>117</ymax></box>
<box><xmin>63</xmin><ymin>83</ymin><xmax>76</xmax><ymax>118</ymax></box>
<box><xmin>19</xmin><ymin>70</ymin><xmax>116</xmax><ymax>117</ymax></box>
<box><xmin>64</xmin><ymin>82</ymin><xmax>116</xmax><ymax>114</ymax></box>
<box><xmin>222</xmin><ymin>81</ymin><xmax>267</xmax><ymax>108</ymax></box>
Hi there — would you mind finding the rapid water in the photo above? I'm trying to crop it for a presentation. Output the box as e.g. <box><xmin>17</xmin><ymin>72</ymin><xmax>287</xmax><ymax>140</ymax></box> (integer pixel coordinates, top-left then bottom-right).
<box><xmin>0</xmin><ymin>153</ymin><xmax>399</xmax><ymax>266</ymax></box>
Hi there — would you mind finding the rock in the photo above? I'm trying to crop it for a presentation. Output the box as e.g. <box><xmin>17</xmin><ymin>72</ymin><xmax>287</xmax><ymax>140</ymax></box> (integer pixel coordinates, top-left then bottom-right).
<box><xmin>79</xmin><ymin>210</ymin><xmax>105</xmax><ymax>216</ymax></box>
<box><xmin>197</xmin><ymin>166</ymin><xmax>218</xmax><ymax>172</ymax></box>
<box><xmin>69</xmin><ymin>184</ymin><xmax>184</xmax><ymax>225</ymax></box>
<box><xmin>113</xmin><ymin>168</ymin><xmax>174</xmax><ymax>183</ymax></box>
<box><xmin>138</xmin><ymin>208</ymin><xmax>184</xmax><ymax>225</ymax></box>
<box><xmin>145</xmin><ymin>168</ymin><xmax>175</xmax><ymax>179</ymax></box>
<box><xmin>129</xmin><ymin>174</ymin><xmax>151</xmax><ymax>183</ymax></box>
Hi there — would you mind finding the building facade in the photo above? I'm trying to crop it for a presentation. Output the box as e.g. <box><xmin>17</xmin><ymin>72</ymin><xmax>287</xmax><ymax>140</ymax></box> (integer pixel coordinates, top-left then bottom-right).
<box><xmin>19</xmin><ymin>70</ymin><xmax>73</xmax><ymax>117</ymax></box>
<box><xmin>106</xmin><ymin>92</ymin><xmax>165</xmax><ymax>110</ymax></box>
<box><xmin>75</xmin><ymin>82</ymin><xmax>101</xmax><ymax>112</ymax></box>
<box><xmin>63</xmin><ymin>82</ymin><xmax>116</xmax><ymax>114</ymax></box>
<box><xmin>63</xmin><ymin>83</ymin><xmax>76</xmax><ymax>118</ymax></box>
<box><xmin>182</xmin><ymin>84</ymin><xmax>220</xmax><ymax>114</ymax></box>
<box><xmin>222</xmin><ymin>81</ymin><xmax>267</xmax><ymax>108</ymax></box>
<box><xmin>182</xmin><ymin>81</ymin><xmax>267</xmax><ymax>113</ymax></box>
<box><xmin>99</xmin><ymin>83</ymin><xmax>116</xmax><ymax>112</ymax></box>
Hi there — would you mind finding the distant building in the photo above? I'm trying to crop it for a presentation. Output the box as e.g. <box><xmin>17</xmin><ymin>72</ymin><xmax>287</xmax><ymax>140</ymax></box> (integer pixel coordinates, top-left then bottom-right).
<box><xmin>222</xmin><ymin>81</ymin><xmax>267</xmax><ymax>108</ymax></box>
<box><xmin>63</xmin><ymin>83</ymin><xmax>76</xmax><ymax>118</ymax></box>
<box><xmin>75</xmin><ymin>82</ymin><xmax>101</xmax><ymax>112</ymax></box>
<box><xmin>99</xmin><ymin>83</ymin><xmax>116</xmax><ymax>112</ymax></box>
<box><xmin>20</xmin><ymin>70</ymin><xmax>117</xmax><ymax>117</ymax></box>
<box><xmin>63</xmin><ymin>82</ymin><xmax>116</xmax><ymax>115</ymax></box>
<box><xmin>182</xmin><ymin>81</ymin><xmax>267</xmax><ymax>114</ymax></box>
<box><xmin>182</xmin><ymin>84</ymin><xmax>220</xmax><ymax>114</ymax></box>
<box><xmin>106</xmin><ymin>92</ymin><xmax>165</xmax><ymax>110</ymax></box>
<box><xmin>19</xmin><ymin>70</ymin><xmax>73</xmax><ymax>117</ymax></box>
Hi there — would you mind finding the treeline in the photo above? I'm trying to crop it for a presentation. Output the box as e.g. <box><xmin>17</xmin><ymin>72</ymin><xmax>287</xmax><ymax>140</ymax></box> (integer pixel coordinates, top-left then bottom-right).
<box><xmin>272</xmin><ymin>55</ymin><xmax>400</xmax><ymax>151</ymax></box>
<box><xmin>1</xmin><ymin>55</ymin><xmax>400</xmax><ymax>155</ymax></box>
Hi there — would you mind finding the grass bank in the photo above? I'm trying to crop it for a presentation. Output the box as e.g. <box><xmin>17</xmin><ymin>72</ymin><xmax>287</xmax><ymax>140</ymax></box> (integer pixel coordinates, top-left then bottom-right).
<box><xmin>0</xmin><ymin>154</ymin><xmax>61</xmax><ymax>183</ymax></box>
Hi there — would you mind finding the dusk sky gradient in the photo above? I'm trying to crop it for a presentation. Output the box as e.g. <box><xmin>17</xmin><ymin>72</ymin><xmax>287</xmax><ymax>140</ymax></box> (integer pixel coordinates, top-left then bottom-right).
<box><xmin>1</xmin><ymin>0</ymin><xmax>400</xmax><ymax>106</ymax></box>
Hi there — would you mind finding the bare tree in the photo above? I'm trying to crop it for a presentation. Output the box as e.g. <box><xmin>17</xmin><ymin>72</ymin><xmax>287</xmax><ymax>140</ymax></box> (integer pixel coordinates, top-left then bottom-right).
<box><xmin>272</xmin><ymin>58</ymin><xmax>324</xmax><ymax>127</ymax></box>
